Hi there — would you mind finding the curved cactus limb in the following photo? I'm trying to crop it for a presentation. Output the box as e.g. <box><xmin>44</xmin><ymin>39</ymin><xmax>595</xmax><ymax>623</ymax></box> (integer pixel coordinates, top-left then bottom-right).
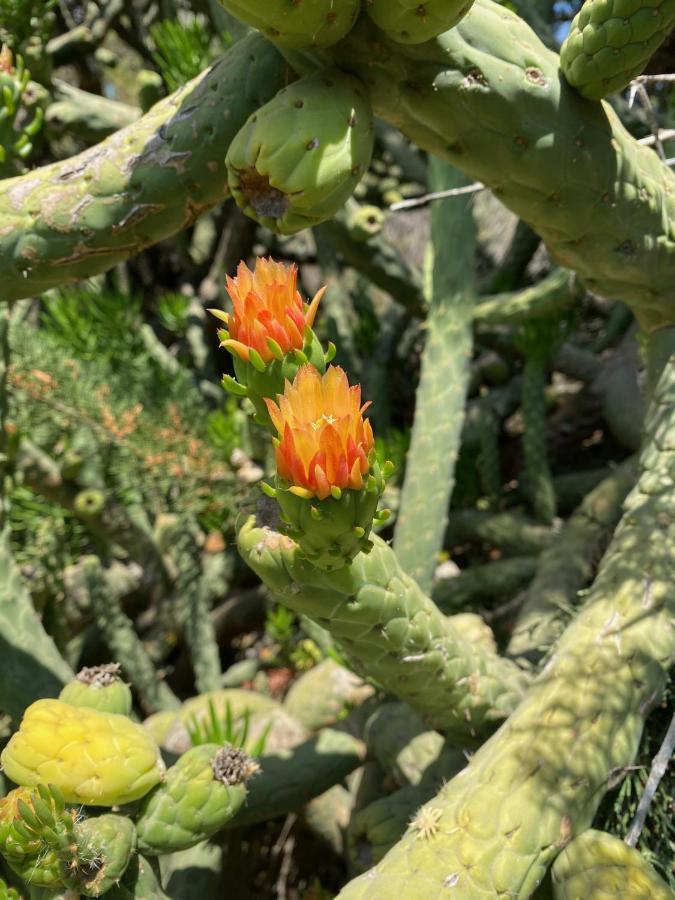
<box><xmin>337</xmin><ymin>336</ymin><xmax>675</xmax><ymax>898</ymax></box>
<box><xmin>0</xmin><ymin>33</ymin><xmax>286</xmax><ymax>301</ymax></box>
<box><xmin>318</xmin><ymin>1</ymin><xmax>675</xmax><ymax>330</ymax></box>
<box><xmin>393</xmin><ymin>160</ymin><xmax>475</xmax><ymax>592</ymax></box>
<box><xmin>551</xmin><ymin>829</ymin><xmax>674</xmax><ymax>899</ymax></box>
<box><xmin>444</xmin><ymin>509</ymin><xmax>553</xmax><ymax>556</ymax></box>
<box><xmin>474</xmin><ymin>269</ymin><xmax>578</xmax><ymax>326</ymax></box>
<box><xmin>238</xmin><ymin>507</ymin><xmax>529</xmax><ymax>742</ymax></box>
<box><xmin>283</xmin><ymin>659</ymin><xmax>375</xmax><ymax>732</ymax></box>
<box><xmin>432</xmin><ymin>556</ymin><xmax>538</xmax><ymax>613</ymax></box>
<box><xmin>508</xmin><ymin>458</ymin><xmax>637</xmax><ymax>664</ymax></box>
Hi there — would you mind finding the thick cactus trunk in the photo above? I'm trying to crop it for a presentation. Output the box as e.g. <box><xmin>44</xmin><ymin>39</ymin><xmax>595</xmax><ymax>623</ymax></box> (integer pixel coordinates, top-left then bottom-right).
<box><xmin>337</xmin><ymin>337</ymin><xmax>675</xmax><ymax>898</ymax></box>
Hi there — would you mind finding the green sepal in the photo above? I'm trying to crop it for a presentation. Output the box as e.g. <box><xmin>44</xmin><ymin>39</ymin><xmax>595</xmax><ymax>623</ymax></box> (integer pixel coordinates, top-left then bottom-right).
<box><xmin>273</xmin><ymin>456</ymin><xmax>390</xmax><ymax>570</ymax></box>
<box><xmin>221</xmin><ymin>374</ymin><xmax>248</xmax><ymax>398</ymax></box>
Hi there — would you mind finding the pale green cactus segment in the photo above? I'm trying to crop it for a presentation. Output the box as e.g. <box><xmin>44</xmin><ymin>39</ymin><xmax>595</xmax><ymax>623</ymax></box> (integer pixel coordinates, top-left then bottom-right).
<box><xmin>551</xmin><ymin>829</ymin><xmax>674</xmax><ymax>899</ymax></box>
<box><xmin>337</xmin><ymin>346</ymin><xmax>675</xmax><ymax>898</ymax></box>
<box><xmin>271</xmin><ymin>456</ymin><xmax>389</xmax><ymax>570</ymax></box>
<box><xmin>135</xmin><ymin>744</ymin><xmax>254</xmax><ymax>855</ymax></box>
<box><xmin>283</xmin><ymin>658</ymin><xmax>374</xmax><ymax>732</ymax></box>
<box><xmin>561</xmin><ymin>0</ymin><xmax>675</xmax><ymax>100</ymax></box>
<box><xmin>348</xmin><ymin>784</ymin><xmax>430</xmax><ymax>873</ymax></box>
<box><xmin>238</xmin><ymin>511</ymin><xmax>528</xmax><ymax>742</ymax></box>
<box><xmin>226</xmin><ymin>68</ymin><xmax>375</xmax><ymax>235</ymax></box>
<box><xmin>0</xmin><ymin>33</ymin><xmax>287</xmax><ymax>301</ymax></box>
<box><xmin>364</xmin><ymin>0</ymin><xmax>474</xmax><ymax>43</ymax></box>
<box><xmin>59</xmin><ymin>664</ymin><xmax>133</xmax><ymax>716</ymax></box>
<box><xmin>393</xmin><ymin>160</ymin><xmax>475</xmax><ymax>593</ymax></box>
<box><xmin>1</xmin><ymin>699</ymin><xmax>165</xmax><ymax>807</ymax></box>
<box><xmin>319</xmin><ymin>1</ymin><xmax>675</xmax><ymax>330</ymax></box>
<box><xmin>219</xmin><ymin>0</ymin><xmax>361</xmax><ymax>48</ymax></box>
<box><xmin>74</xmin><ymin>814</ymin><xmax>136</xmax><ymax>897</ymax></box>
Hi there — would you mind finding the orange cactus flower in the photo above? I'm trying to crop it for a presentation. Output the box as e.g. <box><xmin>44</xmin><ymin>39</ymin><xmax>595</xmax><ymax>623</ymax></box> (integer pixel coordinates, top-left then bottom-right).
<box><xmin>265</xmin><ymin>365</ymin><xmax>374</xmax><ymax>500</ymax></box>
<box><xmin>215</xmin><ymin>258</ymin><xmax>324</xmax><ymax>364</ymax></box>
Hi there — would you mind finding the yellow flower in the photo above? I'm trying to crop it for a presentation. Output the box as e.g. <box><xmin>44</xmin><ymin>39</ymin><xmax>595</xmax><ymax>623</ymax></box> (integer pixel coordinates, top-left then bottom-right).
<box><xmin>214</xmin><ymin>258</ymin><xmax>324</xmax><ymax>364</ymax></box>
<box><xmin>265</xmin><ymin>365</ymin><xmax>374</xmax><ymax>500</ymax></box>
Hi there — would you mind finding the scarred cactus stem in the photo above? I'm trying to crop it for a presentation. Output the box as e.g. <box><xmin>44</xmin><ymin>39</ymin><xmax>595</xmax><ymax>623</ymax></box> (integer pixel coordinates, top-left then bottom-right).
<box><xmin>211</xmin><ymin>747</ymin><xmax>260</xmax><ymax>786</ymax></box>
<box><xmin>325</xmin><ymin>342</ymin><xmax>337</xmax><ymax>364</ymax></box>
<box><xmin>222</xmin><ymin>375</ymin><xmax>248</xmax><ymax>398</ymax></box>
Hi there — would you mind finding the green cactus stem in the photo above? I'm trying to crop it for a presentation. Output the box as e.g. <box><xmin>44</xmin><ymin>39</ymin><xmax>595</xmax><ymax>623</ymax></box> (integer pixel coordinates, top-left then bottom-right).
<box><xmin>226</xmin><ymin>68</ymin><xmax>375</xmax><ymax>235</ymax></box>
<box><xmin>45</xmin><ymin>81</ymin><xmax>140</xmax><ymax>143</ymax></box>
<box><xmin>487</xmin><ymin>219</ymin><xmax>541</xmax><ymax>293</ymax></box>
<box><xmin>238</xmin><ymin>508</ymin><xmax>528</xmax><ymax>743</ymax></box>
<box><xmin>0</xmin><ymin>528</ymin><xmax>72</xmax><ymax>722</ymax></box>
<box><xmin>315</xmin><ymin>200</ymin><xmax>426</xmax><ymax>318</ymax></box>
<box><xmin>551</xmin><ymin>829</ymin><xmax>674</xmax><ymax>899</ymax></box>
<box><xmin>336</xmin><ymin>337</ymin><xmax>675</xmax><ymax>898</ymax></box>
<box><xmin>474</xmin><ymin>269</ymin><xmax>578</xmax><ymax>326</ymax></box>
<box><xmin>560</xmin><ymin>0</ymin><xmax>675</xmax><ymax>101</ymax></box>
<box><xmin>283</xmin><ymin>658</ymin><xmax>374</xmax><ymax>732</ymax></box>
<box><xmin>160</xmin><ymin>840</ymin><xmax>223</xmax><ymax>900</ymax></box>
<box><xmin>432</xmin><ymin>556</ymin><xmax>538</xmax><ymax>613</ymax></box>
<box><xmin>72</xmin><ymin>556</ymin><xmax>180</xmax><ymax>713</ymax></box>
<box><xmin>313</xmin><ymin>0</ymin><xmax>675</xmax><ymax>331</ymax></box>
<box><xmin>0</xmin><ymin>33</ymin><xmax>286</xmax><ymax>301</ymax></box>
<box><xmin>105</xmin><ymin>854</ymin><xmax>168</xmax><ymax>900</ymax></box>
<box><xmin>508</xmin><ymin>458</ymin><xmax>637</xmax><ymax>664</ymax></box>
<box><xmin>224</xmin><ymin>728</ymin><xmax>367</xmax><ymax>829</ymax></box>
<box><xmin>393</xmin><ymin>161</ymin><xmax>476</xmax><ymax>593</ymax></box>
<box><xmin>444</xmin><ymin>509</ymin><xmax>554</xmax><ymax>556</ymax></box>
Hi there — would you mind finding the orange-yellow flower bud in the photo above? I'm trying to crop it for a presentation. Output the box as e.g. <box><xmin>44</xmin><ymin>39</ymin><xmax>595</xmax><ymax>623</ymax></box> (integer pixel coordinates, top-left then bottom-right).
<box><xmin>265</xmin><ymin>365</ymin><xmax>374</xmax><ymax>500</ymax></box>
<box><xmin>0</xmin><ymin>45</ymin><xmax>12</xmax><ymax>74</ymax></box>
<box><xmin>219</xmin><ymin>258</ymin><xmax>324</xmax><ymax>364</ymax></box>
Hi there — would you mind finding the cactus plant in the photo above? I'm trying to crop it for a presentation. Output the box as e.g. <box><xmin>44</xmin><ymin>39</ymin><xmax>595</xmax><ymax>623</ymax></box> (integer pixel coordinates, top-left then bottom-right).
<box><xmin>217</xmin><ymin>0</ymin><xmax>361</xmax><ymax>49</ymax></box>
<box><xmin>363</xmin><ymin>0</ymin><xmax>475</xmax><ymax>44</ymax></box>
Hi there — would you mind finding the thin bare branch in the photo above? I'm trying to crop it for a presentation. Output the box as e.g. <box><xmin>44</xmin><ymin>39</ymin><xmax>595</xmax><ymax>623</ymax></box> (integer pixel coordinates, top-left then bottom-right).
<box><xmin>625</xmin><ymin>709</ymin><xmax>675</xmax><ymax>847</ymax></box>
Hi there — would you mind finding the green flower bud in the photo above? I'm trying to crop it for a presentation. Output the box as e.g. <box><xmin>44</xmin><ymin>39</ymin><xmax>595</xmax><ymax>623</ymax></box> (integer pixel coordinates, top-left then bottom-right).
<box><xmin>59</xmin><ymin>664</ymin><xmax>133</xmax><ymax>717</ymax></box>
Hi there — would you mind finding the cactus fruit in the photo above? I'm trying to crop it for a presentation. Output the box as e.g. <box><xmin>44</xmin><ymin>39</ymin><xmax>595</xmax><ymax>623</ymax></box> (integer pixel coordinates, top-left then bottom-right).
<box><xmin>71</xmin><ymin>814</ymin><xmax>137</xmax><ymax>896</ymax></box>
<box><xmin>363</xmin><ymin>0</ymin><xmax>474</xmax><ymax>44</ymax></box>
<box><xmin>551</xmin><ymin>829</ymin><xmax>674</xmax><ymax>899</ymax></box>
<box><xmin>262</xmin><ymin>365</ymin><xmax>392</xmax><ymax>569</ymax></box>
<box><xmin>218</xmin><ymin>0</ymin><xmax>361</xmax><ymax>48</ymax></box>
<box><xmin>135</xmin><ymin>744</ymin><xmax>257</xmax><ymax>854</ymax></box>
<box><xmin>59</xmin><ymin>664</ymin><xmax>133</xmax><ymax>716</ymax></box>
<box><xmin>226</xmin><ymin>69</ymin><xmax>375</xmax><ymax>235</ymax></box>
<box><xmin>212</xmin><ymin>258</ymin><xmax>331</xmax><ymax>425</ymax></box>
<box><xmin>238</xmin><ymin>511</ymin><xmax>528</xmax><ymax>741</ymax></box>
<box><xmin>1</xmin><ymin>699</ymin><xmax>165</xmax><ymax>806</ymax></box>
<box><xmin>561</xmin><ymin>0</ymin><xmax>675</xmax><ymax>101</ymax></box>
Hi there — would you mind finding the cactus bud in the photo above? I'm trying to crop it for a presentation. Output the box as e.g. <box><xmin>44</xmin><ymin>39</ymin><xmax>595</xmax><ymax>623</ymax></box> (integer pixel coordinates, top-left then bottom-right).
<box><xmin>226</xmin><ymin>70</ymin><xmax>374</xmax><ymax>235</ymax></box>
<box><xmin>212</xmin><ymin>258</ymin><xmax>329</xmax><ymax>424</ymax></box>
<box><xmin>264</xmin><ymin>365</ymin><xmax>390</xmax><ymax>569</ymax></box>
<box><xmin>1</xmin><ymin>700</ymin><xmax>165</xmax><ymax>806</ymax></box>
<box><xmin>218</xmin><ymin>0</ymin><xmax>360</xmax><ymax>49</ymax></box>
<box><xmin>364</xmin><ymin>0</ymin><xmax>474</xmax><ymax>43</ymax></box>
<box><xmin>135</xmin><ymin>744</ymin><xmax>257</xmax><ymax>854</ymax></box>
<box><xmin>59</xmin><ymin>664</ymin><xmax>133</xmax><ymax>716</ymax></box>
<box><xmin>73</xmin><ymin>814</ymin><xmax>136</xmax><ymax>897</ymax></box>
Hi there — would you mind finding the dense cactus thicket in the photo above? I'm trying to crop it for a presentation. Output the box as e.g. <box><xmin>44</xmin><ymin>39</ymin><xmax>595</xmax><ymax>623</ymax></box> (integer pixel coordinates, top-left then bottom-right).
<box><xmin>0</xmin><ymin>0</ymin><xmax>673</xmax><ymax>897</ymax></box>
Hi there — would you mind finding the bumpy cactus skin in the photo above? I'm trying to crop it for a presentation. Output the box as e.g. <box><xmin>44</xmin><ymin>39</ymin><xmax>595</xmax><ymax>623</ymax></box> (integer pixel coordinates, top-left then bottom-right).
<box><xmin>364</xmin><ymin>0</ymin><xmax>474</xmax><ymax>43</ymax></box>
<box><xmin>561</xmin><ymin>0</ymin><xmax>675</xmax><ymax>100</ymax></box>
<box><xmin>219</xmin><ymin>0</ymin><xmax>361</xmax><ymax>48</ymax></box>
<box><xmin>59</xmin><ymin>664</ymin><xmax>133</xmax><ymax>716</ymax></box>
<box><xmin>135</xmin><ymin>744</ymin><xmax>253</xmax><ymax>854</ymax></box>
<box><xmin>337</xmin><ymin>346</ymin><xmax>675</xmax><ymax>898</ymax></box>
<box><xmin>551</xmin><ymin>829</ymin><xmax>674</xmax><ymax>899</ymax></box>
<box><xmin>0</xmin><ymin>788</ymin><xmax>66</xmax><ymax>888</ymax></box>
<box><xmin>1</xmin><ymin>700</ymin><xmax>165</xmax><ymax>806</ymax></box>
<box><xmin>0</xmin><ymin>33</ymin><xmax>286</xmax><ymax>300</ymax></box>
<box><xmin>238</xmin><ymin>513</ymin><xmax>528</xmax><ymax>743</ymax></box>
<box><xmin>74</xmin><ymin>814</ymin><xmax>137</xmax><ymax>897</ymax></box>
<box><xmin>226</xmin><ymin>69</ymin><xmax>374</xmax><ymax>235</ymax></box>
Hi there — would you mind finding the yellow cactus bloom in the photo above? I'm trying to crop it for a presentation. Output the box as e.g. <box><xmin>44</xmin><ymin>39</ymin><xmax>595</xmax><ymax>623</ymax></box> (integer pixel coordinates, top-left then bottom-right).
<box><xmin>1</xmin><ymin>699</ymin><xmax>165</xmax><ymax>806</ymax></box>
